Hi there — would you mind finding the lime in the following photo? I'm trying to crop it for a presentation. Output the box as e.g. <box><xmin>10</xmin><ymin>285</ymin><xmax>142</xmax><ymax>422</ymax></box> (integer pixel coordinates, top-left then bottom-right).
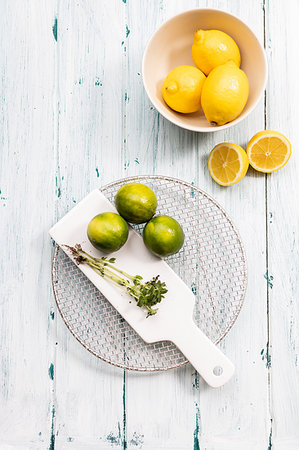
<box><xmin>115</xmin><ymin>183</ymin><xmax>157</xmax><ymax>224</ymax></box>
<box><xmin>87</xmin><ymin>212</ymin><xmax>129</xmax><ymax>253</ymax></box>
<box><xmin>143</xmin><ymin>215</ymin><xmax>185</xmax><ymax>258</ymax></box>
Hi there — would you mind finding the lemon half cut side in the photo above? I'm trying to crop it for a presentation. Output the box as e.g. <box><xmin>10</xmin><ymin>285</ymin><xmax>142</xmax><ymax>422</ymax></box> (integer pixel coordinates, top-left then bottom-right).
<box><xmin>208</xmin><ymin>142</ymin><xmax>249</xmax><ymax>186</ymax></box>
<box><xmin>246</xmin><ymin>130</ymin><xmax>291</xmax><ymax>173</ymax></box>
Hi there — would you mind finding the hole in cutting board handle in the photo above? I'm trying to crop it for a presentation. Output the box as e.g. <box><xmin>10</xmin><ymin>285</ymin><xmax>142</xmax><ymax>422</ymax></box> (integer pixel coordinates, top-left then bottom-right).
<box><xmin>213</xmin><ymin>366</ymin><xmax>223</xmax><ymax>376</ymax></box>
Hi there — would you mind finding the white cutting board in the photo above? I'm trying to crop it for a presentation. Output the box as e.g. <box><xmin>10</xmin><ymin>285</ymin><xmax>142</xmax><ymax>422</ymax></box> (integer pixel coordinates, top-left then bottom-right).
<box><xmin>49</xmin><ymin>190</ymin><xmax>235</xmax><ymax>387</ymax></box>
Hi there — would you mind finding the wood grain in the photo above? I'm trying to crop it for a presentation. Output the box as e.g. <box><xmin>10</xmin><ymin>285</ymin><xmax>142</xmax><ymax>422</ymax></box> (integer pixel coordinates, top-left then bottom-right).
<box><xmin>0</xmin><ymin>0</ymin><xmax>298</xmax><ymax>448</ymax></box>
<box><xmin>266</xmin><ymin>0</ymin><xmax>299</xmax><ymax>447</ymax></box>
<box><xmin>117</xmin><ymin>0</ymin><xmax>270</xmax><ymax>448</ymax></box>
<box><xmin>0</xmin><ymin>1</ymin><xmax>56</xmax><ymax>448</ymax></box>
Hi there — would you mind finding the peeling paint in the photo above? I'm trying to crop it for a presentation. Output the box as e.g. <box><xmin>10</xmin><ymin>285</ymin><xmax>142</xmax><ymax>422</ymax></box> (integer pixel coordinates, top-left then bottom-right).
<box><xmin>191</xmin><ymin>181</ymin><xmax>195</xmax><ymax>198</ymax></box>
<box><xmin>264</xmin><ymin>271</ymin><xmax>273</xmax><ymax>289</ymax></box>
<box><xmin>55</xmin><ymin>176</ymin><xmax>61</xmax><ymax>199</ymax></box>
<box><xmin>48</xmin><ymin>363</ymin><xmax>54</xmax><ymax>380</ymax></box>
<box><xmin>95</xmin><ymin>167</ymin><xmax>100</xmax><ymax>177</ymax></box>
<box><xmin>49</xmin><ymin>405</ymin><xmax>55</xmax><ymax>450</ymax></box>
<box><xmin>106</xmin><ymin>431</ymin><xmax>120</xmax><ymax>445</ymax></box>
<box><xmin>261</xmin><ymin>345</ymin><xmax>272</xmax><ymax>368</ymax></box>
<box><xmin>50</xmin><ymin>310</ymin><xmax>55</xmax><ymax>320</ymax></box>
<box><xmin>266</xmin><ymin>343</ymin><xmax>272</xmax><ymax>368</ymax></box>
<box><xmin>130</xmin><ymin>431</ymin><xmax>144</xmax><ymax>447</ymax></box>
<box><xmin>191</xmin><ymin>282</ymin><xmax>197</xmax><ymax>296</ymax></box>
<box><xmin>134</xmin><ymin>158</ymin><xmax>140</xmax><ymax>164</ymax></box>
<box><xmin>126</xmin><ymin>25</ymin><xmax>130</xmax><ymax>38</ymax></box>
<box><xmin>192</xmin><ymin>371</ymin><xmax>199</xmax><ymax>390</ymax></box>
<box><xmin>95</xmin><ymin>77</ymin><xmax>102</xmax><ymax>86</ymax></box>
<box><xmin>193</xmin><ymin>402</ymin><xmax>200</xmax><ymax>450</ymax></box>
<box><xmin>52</xmin><ymin>17</ymin><xmax>57</xmax><ymax>42</ymax></box>
<box><xmin>123</xmin><ymin>371</ymin><xmax>127</xmax><ymax>449</ymax></box>
<box><xmin>268</xmin><ymin>418</ymin><xmax>273</xmax><ymax>449</ymax></box>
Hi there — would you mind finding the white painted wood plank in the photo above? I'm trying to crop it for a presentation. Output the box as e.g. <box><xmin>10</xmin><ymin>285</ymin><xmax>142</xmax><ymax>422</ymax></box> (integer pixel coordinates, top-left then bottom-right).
<box><xmin>124</xmin><ymin>0</ymin><xmax>269</xmax><ymax>448</ymax></box>
<box><xmin>0</xmin><ymin>1</ymin><xmax>56</xmax><ymax>449</ymax></box>
<box><xmin>265</xmin><ymin>0</ymin><xmax>299</xmax><ymax>447</ymax></box>
<box><xmin>51</xmin><ymin>1</ymin><xmax>126</xmax><ymax>448</ymax></box>
<box><xmin>3</xmin><ymin>0</ymin><xmax>298</xmax><ymax>448</ymax></box>
<box><xmin>123</xmin><ymin>1</ymin><xmax>200</xmax><ymax>447</ymax></box>
<box><xmin>195</xmin><ymin>1</ymin><xmax>270</xmax><ymax>447</ymax></box>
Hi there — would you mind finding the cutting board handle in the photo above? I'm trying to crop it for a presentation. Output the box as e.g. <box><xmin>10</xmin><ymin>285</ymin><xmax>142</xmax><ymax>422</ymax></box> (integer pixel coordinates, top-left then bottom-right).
<box><xmin>170</xmin><ymin>321</ymin><xmax>235</xmax><ymax>387</ymax></box>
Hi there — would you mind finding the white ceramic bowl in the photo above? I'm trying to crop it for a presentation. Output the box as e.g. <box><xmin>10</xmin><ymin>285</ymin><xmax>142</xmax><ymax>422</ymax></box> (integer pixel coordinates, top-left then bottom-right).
<box><xmin>142</xmin><ymin>9</ymin><xmax>267</xmax><ymax>132</ymax></box>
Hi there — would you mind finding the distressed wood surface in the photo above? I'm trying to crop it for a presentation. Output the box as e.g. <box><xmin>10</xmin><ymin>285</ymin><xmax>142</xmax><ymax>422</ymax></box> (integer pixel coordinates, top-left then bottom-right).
<box><xmin>0</xmin><ymin>0</ymin><xmax>298</xmax><ymax>449</ymax></box>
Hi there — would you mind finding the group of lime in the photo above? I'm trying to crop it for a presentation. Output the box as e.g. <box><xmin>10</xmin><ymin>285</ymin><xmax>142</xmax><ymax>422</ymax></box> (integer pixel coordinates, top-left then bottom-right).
<box><xmin>87</xmin><ymin>183</ymin><xmax>184</xmax><ymax>257</ymax></box>
<box><xmin>162</xmin><ymin>29</ymin><xmax>248</xmax><ymax>126</ymax></box>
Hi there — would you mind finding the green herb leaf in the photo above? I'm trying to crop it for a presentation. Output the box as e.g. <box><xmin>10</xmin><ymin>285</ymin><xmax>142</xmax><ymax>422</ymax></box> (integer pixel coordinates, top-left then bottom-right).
<box><xmin>65</xmin><ymin>245</ymin><xmax>168</xmax><ymax>318</ymax></box>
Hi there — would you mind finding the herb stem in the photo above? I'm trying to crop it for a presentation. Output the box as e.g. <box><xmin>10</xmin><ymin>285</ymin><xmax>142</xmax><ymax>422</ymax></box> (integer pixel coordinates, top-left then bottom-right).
<box><xmin>64</xmin><ymin>244</ymin><xmax>168</xmax><ymax>317</ymax></box>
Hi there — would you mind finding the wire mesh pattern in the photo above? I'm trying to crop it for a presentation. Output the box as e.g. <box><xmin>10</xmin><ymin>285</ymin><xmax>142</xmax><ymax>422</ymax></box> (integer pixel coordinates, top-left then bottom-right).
<box><xmin>52</xmin><ymin>176</ymin><xmax>247</xmax><ymax>371</ymax></box>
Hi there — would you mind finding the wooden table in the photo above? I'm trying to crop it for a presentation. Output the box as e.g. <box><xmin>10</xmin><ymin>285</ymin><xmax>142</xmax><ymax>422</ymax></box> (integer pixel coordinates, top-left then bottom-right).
<box><xmin>1</xmin><ymin>1</ymin><xmax>298</xmax><ymax>448</ymax></box>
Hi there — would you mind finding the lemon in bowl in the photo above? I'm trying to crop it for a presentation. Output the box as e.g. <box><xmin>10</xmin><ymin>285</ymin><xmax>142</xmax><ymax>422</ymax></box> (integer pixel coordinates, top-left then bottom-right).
<box><xmin>142</xmin><ymin>8</ymin><xmax>267</xmax><ymax>132</ymax></box>
<box><xmin>201</xmin><ymin>61</ymin><xmax>249</xmax><ymax>126</ymax></box>
<box><xmin>162</xmin><ymin>65</ymin><xmax>206</xmax><ymax>113</ymax></box>
<box><xmin>192</xmin><ymin>29</ymin><xmax>241</xmax><ymax>75</ymax></box>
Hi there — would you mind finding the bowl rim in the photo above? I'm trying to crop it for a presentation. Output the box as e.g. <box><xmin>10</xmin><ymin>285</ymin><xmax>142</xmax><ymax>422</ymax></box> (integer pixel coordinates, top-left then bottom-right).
<box><xmin>142</xmin><ymin>7</ymin><xmax>268</xmax><ymax>133</ymax></box>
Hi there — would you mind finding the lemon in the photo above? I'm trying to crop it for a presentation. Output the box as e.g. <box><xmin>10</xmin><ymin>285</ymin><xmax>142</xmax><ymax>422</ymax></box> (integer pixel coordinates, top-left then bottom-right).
<box><xmin>201</xmin><ymin>60</ymin><xmax>249</xmax><ymax>126</ymax></box>
<box><xmin>208</xmin><ymin>143</ymin><xmax>249</xmax><ymax>186</ymax></box>
<box><xmin>246</xmin><ymin>130</ymin><xmax>291</xmax><ymax>173</ymax></box>
<box><xmin>192</xmin><ymin>29</ymin><xmax>241</xmax><ymax>75</ymax></box>
<box><xmin>87</xmin><ymin>212</ymin><xmax>129</xmax><ymax>253</ymax></box>
<box><xmin>162</xmin><ymin>65</ymin><xmax>206</xmax><ymax>113</ymax></box>
<box><xmin>143</xmin><ymin>216</ymin><xmax>185</xmax><ymax>258</ymax></box>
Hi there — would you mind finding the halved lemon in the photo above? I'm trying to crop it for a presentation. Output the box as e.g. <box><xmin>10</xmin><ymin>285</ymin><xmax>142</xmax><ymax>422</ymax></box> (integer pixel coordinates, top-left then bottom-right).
<box><xmin>246</xmin><ymin>130</ymin><xmax>291</xmax><ymax>173</ymax></box>
<box><xmin>208</xmin><ymin>143</ymin><xmax>249</xmax><ymax>186</ymax></box>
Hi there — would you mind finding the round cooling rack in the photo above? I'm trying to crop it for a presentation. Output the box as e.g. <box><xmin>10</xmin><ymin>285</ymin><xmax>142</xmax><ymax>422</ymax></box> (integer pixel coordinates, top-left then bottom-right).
<box><xmin>52</xmin><ymin>175</ymin><xmax>247</xmax><ymax>371</ymax></box>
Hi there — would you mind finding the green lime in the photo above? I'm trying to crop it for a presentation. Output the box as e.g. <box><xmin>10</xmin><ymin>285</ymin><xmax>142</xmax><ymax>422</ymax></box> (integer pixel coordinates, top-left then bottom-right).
<box><xmin>87</xmin><ymin>212</ymin><xmax>129</xmax><ymax>253</ymax></box>
<box><xmin>143</xmin><ymin>215</ymin><xmax>185</xmax><ymax>258</ymax></box>
<box><xmin>115</xmin><ymin>183</ymin><xmax>157</xmax><ymax>224</ymax></box>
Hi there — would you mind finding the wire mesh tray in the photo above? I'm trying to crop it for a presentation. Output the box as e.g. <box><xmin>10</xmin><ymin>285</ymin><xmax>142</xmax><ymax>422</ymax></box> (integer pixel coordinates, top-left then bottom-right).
<box><xmin>52</xmin><ymin>175</ymin><xmax>247</xmax><ymax>371</ymax></box>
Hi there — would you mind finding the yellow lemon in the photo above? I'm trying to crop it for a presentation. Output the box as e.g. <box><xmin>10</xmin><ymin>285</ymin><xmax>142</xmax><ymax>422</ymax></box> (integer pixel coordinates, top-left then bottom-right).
<box><xmin>201</xmin><ymin>60</ymin><xmax>249</xmax><ymax>126</ymax></box>
<box><xmin>192</xmin><ymin>29</ymin><xmax>241</xmax><ymax>75</ymax></box>
<box><xmin>208</xmin><ymin>143</ymin><xmax>249</xmax><ymax>186</ymax></box>
<box><xmin>246</xmin><ymin>130</ymin><xmax>291</xmax><ymax>173</ymax></box>
<box><xmin>162</xmin><ymin>65</ymin><xmax>206</xmax><ymax>113</ymax></box>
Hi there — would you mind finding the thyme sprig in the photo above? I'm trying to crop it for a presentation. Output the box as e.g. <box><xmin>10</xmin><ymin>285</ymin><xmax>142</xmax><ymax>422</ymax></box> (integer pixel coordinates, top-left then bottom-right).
<box><xmin>65</xmin><ymin>244</ymin><xmax>167</xmax><ymax>317</ymax></box>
